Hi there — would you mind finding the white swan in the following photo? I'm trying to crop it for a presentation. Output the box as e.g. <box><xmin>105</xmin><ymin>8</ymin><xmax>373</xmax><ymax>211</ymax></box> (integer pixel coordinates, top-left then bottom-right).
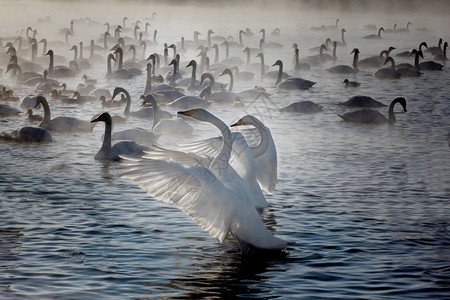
<box><xmin>140</xmin><ymin>94</ymin><xmax>194</xmax><ymax>137</ymax></box>
<box><xmin>272</xmin><ymin>60</ymin><xmax>315</xmax><ymax>89</ymax></box>
<box><xmin>120</xmin><ymin>108</ymin><xmax>286</xmax><ymax>253</ymax></box>
<box><xmin>34</xmin><ymin>95</ymin><xmax>93</xmax><ymax>132</ymax></box>
<box><xmin>166</xmin><ymin>87</ymin><xmax>212</xmax><ymax>110</ymax></box>
<box><xmin>200</xmin><ymin>73</ymin><xmax>238</xmax><ymax>104</ymax></box>
<box><xmin>91</xmin><ymin>112</ymin><xmax>148</xmax><ymax>161</ymax></box>
<box><xmin>338</xmin><ymin>97</ymin><xmax>407</xmax><ymax>124</ymax></box>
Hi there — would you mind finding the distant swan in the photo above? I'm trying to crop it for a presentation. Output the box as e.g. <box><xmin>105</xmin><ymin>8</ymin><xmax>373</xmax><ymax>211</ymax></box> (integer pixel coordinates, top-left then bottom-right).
<box><xmin>0</xmin><ymin>126</ymin><xmax>52</xmax><ymax>143</ymax></box>
<box><xmin>363</xmin><ymin>27</ymin><xmax>384</xmax><ymax>39</ymax></box>
<box><xmin>272</xmin><ymin>60</ymin><xmax>315</xmax><ymax>89</ymax></box>
<box><xmin>339</xmin><ymin>96</ymin><xmax>386</xmax><ymax>108</ymax></box>
<box><xmin>34</xmin><ymin>95</ymin><xmax>93</xmax><ymax>132</ymax></box>
<box><xmin>280</xmin><ymin>101</ymin><xmax>323</xmax><ymax>113</ymax></box>
<box><xmin>326</xmin><ymin>48</ymin><xmax>359</xmax><ymax>74</ymax></box>
<box><xmin>91</xmin><ymin>112</ymin><xmax>148</xmax><ymax>161</ymax></box>
<box><xmin>338</xmin><ymin>97</ymin><xmax>407</xmax><ymax>124</ymax></box>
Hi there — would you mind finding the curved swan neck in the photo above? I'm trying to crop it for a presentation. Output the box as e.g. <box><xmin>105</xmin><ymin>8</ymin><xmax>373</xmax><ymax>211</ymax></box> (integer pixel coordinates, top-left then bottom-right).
<box><xmin>209</xmin><ymin>115</ymin><xmax>232</xmax><ymax>173</ymax></box>
<box><xmin>38</xmin><ymin>97</ymin><xmax>51</xmax><ymax>126</ymax></box>
<box><xmin>248</xmin><ymin>116</ymin><xmax>270</xmax><ymax>158</ymax></box>
<box><xmin>275</xmin><ymin>61</ymin><xmax>283</xmax><ymax>86</ymax></box>
<box><xmin>388</xmin><ymin>98</ymin><xmax>406</xmax><ymax>124</ymax></box>
<box><xmin>117</xmin><ymin>88</ymin><xmax>131</xmax><ymax>116</ymax></box>
<box><xmin>227</xmin><ymin>70</ymin><xmax>233</xmax><ymax>91</ymax></box>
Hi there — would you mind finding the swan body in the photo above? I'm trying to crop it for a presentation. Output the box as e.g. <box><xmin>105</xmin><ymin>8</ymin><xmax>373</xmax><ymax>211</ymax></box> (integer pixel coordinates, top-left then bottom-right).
<box><xmin>120</xmin><ymin>109</ymin><xmax>286</xmax><ymax>252</ymax></box>
<box><xmin>0</xmin><ymin>104</ymin><xmax>21</xmax><ymax>117</ymax></box>
<box><xmin>363</xmin><ymin>27</ymin><xmax>384</xmax><ymax>39</ymax></box>
<box><xmin>340</xmin><ymin>96</ymin><xmax>386</xmax><ymax>108</ymax></box>
<box><xmin>373</xmin><ymin>57</ymin><xmax>401</xmax><ymax>79</ymax></box>
<box><xmin>91</xmin><ymin>112</ymin><xmax>148</xmax><ymax>161</ymax></box>
<box><xmin>338</xmin><ymin>97</ymin><xmax>407</xmax><ymax>124</ymax></box>
<box><xmin>0</xmin><ymin>126</ymin><xmax>52</xmax><ymax>143</ymax></box>
<box><xmin>34</xmin><ymin>96</ymin><xmax>93</xmax><ymax>132</ymax></box>
<box><xmin>280</xmin><ymin>101</ymin><xmax>323</xmax><ymax>113</ymax></box>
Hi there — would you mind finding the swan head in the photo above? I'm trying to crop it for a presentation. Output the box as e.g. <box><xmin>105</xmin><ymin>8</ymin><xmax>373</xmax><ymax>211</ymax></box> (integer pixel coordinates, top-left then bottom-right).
<box><xmin>394</xmin><ymin>97</ymin><xmax>407</xmax><ymax>112</ymax></box>
<box><xmin>351</xmin><ymin>48</ymin><xmax>360</xmax><ymax>55</ymax></box>
<box><xmin>34</xmin><ymin>95</ymin><xmax>46</xmax><ymax>108</ymax></box>
<box><xmin>91</xmin><ymin>112</ymin><xmax>111</xmax><ymax>124</ymax></box>
<box><xmin>140</xmin><ymin>94</ymin><xmax>157</xmax><ymax>107</ymax></box>
<box><xmin>112</xmin><ymin>87</ymin><xmax>126</xmax><ymax>100</ymax></box>
<box><xmin>200</xmin><ymin>73</ymin><xmax>214</xmax><ymax>84</ymax></box>
<box><xmin>107</xmin><ymin>54</ymin><xmax>116</xmax><ymax>62</ymax></box>
<box><xmin>177</xmin><ymin>108</ymin><xmax>211</xmax><ymax>121</ymax></box>
<box><xmin>168</xmin><ymin>59</ymin><xmax>177</xmax><ymax>66</ymax></box>
<box><xmin>45</xmin><ymin>49</ymin><xmax>53</xmax><ymax>56</ymax></box>
<box><xmin>256</xmin><ymin>52</ymin><xmax>263</xmax><ymax>58</ymax></box>
<box><xmin>219</xmin><ymin>68</ymin><xmax>232</xmax><ymax>77</ymax></box>
<box><xmin>343</xmin><ymin>79</ymin><xmax>349</xmax><ymax>84</ymax></box>
<box><xmin>272</xmin><ymin>60</ymin><xmax>282</xmax><ymax>67</ymax></box>
<box><xmin>186</xmin><ymin>60</ymin><xmax>196</xmax><ymax>68</ymax></box>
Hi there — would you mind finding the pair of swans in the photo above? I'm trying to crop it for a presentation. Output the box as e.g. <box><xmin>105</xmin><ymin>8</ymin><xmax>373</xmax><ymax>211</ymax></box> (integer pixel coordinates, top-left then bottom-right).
<box><xmin>121</xmin><ymin>109</ymin><xmax>285</xmax><ymax>253</ymax></box>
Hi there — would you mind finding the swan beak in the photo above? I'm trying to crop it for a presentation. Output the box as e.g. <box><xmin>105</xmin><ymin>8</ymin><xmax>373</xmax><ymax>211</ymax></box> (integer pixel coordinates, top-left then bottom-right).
<box><xmin>178</xmin><ymin>109</ymin><xmax>196</xmax><ymax>117</ymax></box>
<box><xmin>90</xmin><ymin>116</ymin><xmax>100</xmax><ymax>123</ymax></box>
<box><xmin>230</xmin><ymin>118</ymin><xmax>243</xmax><ymax>127</ymax></box>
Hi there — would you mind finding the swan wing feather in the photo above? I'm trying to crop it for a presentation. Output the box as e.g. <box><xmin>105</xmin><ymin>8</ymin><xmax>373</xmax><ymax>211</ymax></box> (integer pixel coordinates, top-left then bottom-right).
<box><xmin>120</xmin><ymin>157</ymin><xmax>237</xmax><ymax>242</ymax></box>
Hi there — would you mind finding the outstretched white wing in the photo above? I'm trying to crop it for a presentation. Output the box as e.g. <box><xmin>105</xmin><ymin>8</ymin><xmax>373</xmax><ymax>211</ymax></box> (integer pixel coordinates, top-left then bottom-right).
<box><xmin>120</xmin><ymin>157</ymin><xmax>237</xmax><ymax>242</ymax></box>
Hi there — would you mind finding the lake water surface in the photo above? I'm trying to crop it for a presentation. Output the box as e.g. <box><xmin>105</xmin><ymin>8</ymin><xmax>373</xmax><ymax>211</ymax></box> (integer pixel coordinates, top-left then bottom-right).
<box><xmin>0</xmin><ymin>1</ymin><xmax>449</xmax><ymax>299</ymax></box>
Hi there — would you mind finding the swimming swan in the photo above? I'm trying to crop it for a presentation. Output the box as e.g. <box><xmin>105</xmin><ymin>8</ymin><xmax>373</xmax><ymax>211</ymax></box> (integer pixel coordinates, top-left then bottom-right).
<box><xmin>120</xmin><ymin>108</ymin><xmax>287</xmax><ymax>253</ymax></box>
<box><xmin>91</xmin><ymin>112</ymin><xmax>148</xmax><ymax>161</ymax></box>
<box><xmin>272</xmin><ymin>60</ymin><xmax>315</xmax><ymax>89</ymax></box>
<box><xmin>338</xmin><ymin>97</ymin><xmax>407</xmax><ymax>124</ymax></box>
<box><xmin>34</xmin><ymin>95</ymin><xmax>93</xmax><ymax>132</ymax></box>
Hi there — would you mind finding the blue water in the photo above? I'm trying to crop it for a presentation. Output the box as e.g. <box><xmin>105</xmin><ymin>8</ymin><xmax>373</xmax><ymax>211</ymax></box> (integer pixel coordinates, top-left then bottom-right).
<box><xmin>1</xmin><ymin>2</ymin><xmax>449</xmax><ymax>299</ymax></box>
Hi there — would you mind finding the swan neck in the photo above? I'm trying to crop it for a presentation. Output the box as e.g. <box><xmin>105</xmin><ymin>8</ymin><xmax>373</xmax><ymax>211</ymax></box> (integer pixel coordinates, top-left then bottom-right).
<box><xmin>275</xmin><ymin>62</ymin><xmax>283</xmax><ymax>86</ymax></box>
<box><xmin>48</xmin><ymin>52</ymin><xmax>54</xmax><ymax>75</ymax></box>
<box><xmin>144</xmin><ymin>64</ymin><xmax>152</xmax><ymax>95</ymax></box>
<box><xmin>228</xmin><ymin>72</ymin><xmax>233</xmax><ymax>92</ymax></box>
<box><xmin>209</xmin><ymin>116</ymin><xmax>232</xmax><ymax>173</ymax></box>
<box><xmin>214</xmin><ymin>46</ymin><xmax>219</xmax><ymax>64</ymax></box>
<box><xmin>122</xmin><ymin>89</ymin><xmax>131</xmax><ymax>116</ymax></box>
<box><xmin>249</xmin><ymin>117</ymin><xmax>270</xmax><ymax>158</ymax></box>
<box><xmin>149</xmin><ymin>98</ymin><xmax>160</xmax><ymax>130</ymax></box>
<box><xmin>352</xmin><ymin>52</ymin><xmax>359</xmax><ymax>70</ymax></box>
<box><xmin>388</xmin><ymin>99</ymin><xmax>401</xmax><ymax>124</ymax></box>
<box><xmin>100</xmin><ymin>119</ymin><xmax>112</xmax><ymax>154</ymax></box>
<box><xmin>39</xmin><ymin>98</ymin><xmax>51</xmax><ymax>126</ymax></box>
<box><xmin>189</xmin><ymin>62</ymin><xmax>197</xmax><ymax>89</ymax></box>
<box><xmin>259</xmin><ymin>54</ymin><xmax>265</xmax><ymax>78</ymax></box>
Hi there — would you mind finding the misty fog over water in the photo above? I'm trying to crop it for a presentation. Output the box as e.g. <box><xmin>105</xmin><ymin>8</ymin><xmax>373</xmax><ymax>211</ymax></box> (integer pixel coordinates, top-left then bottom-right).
<box><xmin>0</xmin><ymin>0</ymin><xmax>449</xmax><ymax>299</ymax></box>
